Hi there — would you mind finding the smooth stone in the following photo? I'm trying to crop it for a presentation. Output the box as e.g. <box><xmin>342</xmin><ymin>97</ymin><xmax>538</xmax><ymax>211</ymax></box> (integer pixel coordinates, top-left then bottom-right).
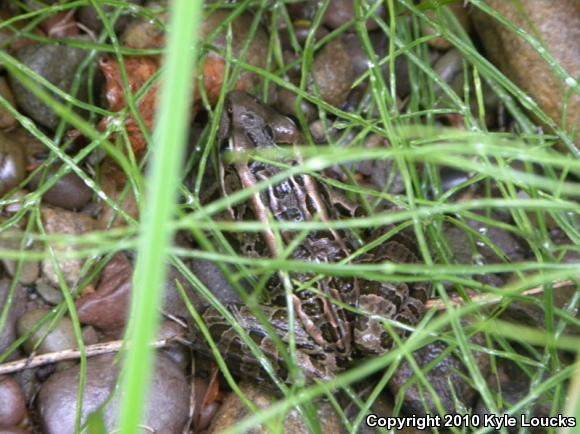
<box><xmin>388</xmin><ymin>336</ymin><xmax>490</xmax><ymax>416</ymax></box>
<box><xmin>76</xmin><ymin>253</ymin><xmax>133</xmax><ymax>332</ymax></box>
<box><xmin>41</xmin><ymin>207</ymin><xmax>96</xmax><ymax>287</ymax></box>
<box><xmin>475</xmin><ymin>359</ymin><xmax>552</xmax><ymax>419</ymax></box>
<box><xmin>35</xmin><ymin>279</ymin><xmax>64</xmax><ymax>305</ymax></box>
<box><xmin>0</xmin><ymin>229</ymin><xmax>40</xmax><ymax>285</ymax></box>
<box><xmin>0</xmin><ymin>279</ymin><xmax>27</xmax><ymax>358</ymax></box>
<box><xmin>8</xmin><ymin>41</ymin><xmax>91</xmax><ymax>130</ymax></box>
<box><xmin>422</xmin><ymin>5</ymin><xmax>472</xmax><ymax>50</ymax></box>
<box><xmin>472</xmin><ymin>0</ymin><xmax>580</xmax><ymax>151</ymax></box>
<box><xmin>311</xmin><ymin>38</ymin><xmax>357</xmax><ymax>108</ymax></box>
<box><xmin>0</xmin><ymin>376</ymin><xmax>27</xmax><ymax>427</ymax></box>
<box><xmin>157</xmin><ymin>321</ymin><xmax>189</xmax><ymax>371</ymax></box>
<box><xmin>0</xmin><ymin>76</ymin><xmax>17</xmax><ymax>129</ymax></box>
<box><xmin>199</xmin><ymin>11</ymin><xmax>269</xmax><ymax>103</ymax></box>
<box><xmin>77</xmin><ymin>0</ymin><xmax>144</xmax><ymax>33</ymax></box>
<box><xmin>37</xmin><ymin>354</ymin><xmax>190</xmax><ymax>434</ymax></box>
<box><xmin>29</xmin><ymin>163</ymin><xmax>92</xmax><ymax>211</ymax></box>
<box><xmin>322</xmin><ymin>0</ymin><xmax>385</xmax><ymax>31</ymax></box>
<box><xmin>208</xmin><ymin>382</ymin><xmax>343</xmax><ymax>434</ymax></box>
<box><xmin>0</xmin><ymin>130</ymin><xmax>26</xmax><ymax>197</ymax></box>
<box><xmin>16</xmin><ymin>308</ymin><xmax>77</xmax><ymax>355</ymax></box>
<box><xmin>188</xmin><ymin>259</ymin><xmax>244</xmax><ymax>307</ymax></box>
<box><xmin>77</xmin><ymin>252</ymin><xmax>199</xmax><ymax>333</ymax></box>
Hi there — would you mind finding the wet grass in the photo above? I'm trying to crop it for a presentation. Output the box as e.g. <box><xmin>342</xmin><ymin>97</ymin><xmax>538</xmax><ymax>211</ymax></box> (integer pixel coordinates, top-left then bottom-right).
<box><xmin>0</xmin><ymin>0</ymin><xmax>579</xmax><ymax>433</ymax></box>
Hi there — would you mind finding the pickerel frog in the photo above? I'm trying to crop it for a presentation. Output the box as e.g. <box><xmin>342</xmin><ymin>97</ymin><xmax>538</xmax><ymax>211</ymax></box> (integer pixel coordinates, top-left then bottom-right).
<box><xmin>193</xmin><ymin>91</ymin><xmax>429</xmax><ymax>386</ymax></box>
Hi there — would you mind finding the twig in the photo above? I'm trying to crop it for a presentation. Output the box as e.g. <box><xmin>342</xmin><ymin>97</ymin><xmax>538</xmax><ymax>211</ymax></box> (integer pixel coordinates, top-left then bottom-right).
<box><xmin>0</xmin><ymin>336</ymin><xmax>183</xmax><ymax>375</ymax></box>
<box><xmin>425</xmin><ymin>279</ymin><xmax>576</xmax><ymax>310</ymax></box>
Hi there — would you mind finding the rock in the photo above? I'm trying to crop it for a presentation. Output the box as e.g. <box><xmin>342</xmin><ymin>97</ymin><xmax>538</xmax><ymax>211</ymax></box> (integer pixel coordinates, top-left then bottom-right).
<box><xmin>0</xmin><ymin>130</ymin><xmax>26</xmax><ymax>197</ymax></box>
<box><xmin>35</xmin><ymin>279</ymin><xmax>63</xmax><ymax>305</ymax></box>
<box><xmin>322</xmin><ymin>0</ymin><xmax>385</xmax><ymax>31</ymax></box>
<box><xmin>0</xmin><ymin>76</ymin><xmax>17</xmax><ymax>129</ymax></box>
<box><xmin>0</xmin><ymin>279</ymin><xmax>27</xmax><ymax>358</ymax></box>
<box><xmin>188</xmin><ymin>259</ymin><xmax>244</xmax><ymax>307</ymax></box>
<box><xmin>472</xmin><ymin>0</ymin><xmax>580</xmax><ymax>151</ymax></box>
<box><xmin>8</xmin><ymin>41</ymin><xmax>92</xmax><ymax>130</ymax></box>
<box><xmin>121</xmin><ymin>7</ymin><xmax>166</xmax><ymax>49</ymax></box>
<box><xmin>0</xmin><ymin>376</ymin><xmax>27</xmax><ymax>427</ymax></box>
<box><xmin>96</xmin><ymin>160</ymin><xmax>139</xmax><ymax>229</ymax></box>
<box><xmin>475</xmin><ymin>358</ymin><xmax>552</xmax><ymax>419</ymax></box>
<box><xmin>208</xmin><ymin>382</ymin><xmax>343</xmax><ymax>434</ymax></box>
<box><xmin>77</xmin><ymin>0</ymin><xmax>144</xmax><ymax>33</ymax></box>
<box><xmin>389</xmin><ymin>335</ymin><xmax>490</xmax><ymax>416</ymax></box>
<box><xmin>422</xmin><ymin>5</ymin><xmax>472</xmax><ymax>50</ymax></box>
<box><xmin>76</xmin><ymin>253</ymin><xmax>133</xmax><ymax>333</ymax></box>
<box><xmin>157</xmin><ymin>321</ymin><xmax>189</xmax><ymax>371</ymax></box>
<box><xmin>16</xmin><ymin>308</ymin><xmax>77</xmax><ymax>355</ymax></box>
<box><xmin>41</xmin><ymin>207</ymin><xmax>96</xmax><ymax>287</ymax></box>
<box><xmin>29</xmin><ymin>163</ymin><xmax>92</xmax><ymax>211</ymax></box>
<box><xmin>199</xmin><ymin>11</ymin><xmax>269</xmax><ymax>103</ymax></box>
<box><xmin>77</xmin><ymin>253</ymin><xmax>199</xmax><ymax>333</ymax></box>
<box><xmin>37</xmin><ymin>354</ymin><xmax>190</xmax><ymax>434</ymax></box>
<box><xmin>0</xmin><ymin>229</ymin><xmax>40</xmax><ymax>285</ymax></box>
<box><xmin>312</xmin><ymin>38</ymin><xmax>357</xmax><ymax>108</ymax></box>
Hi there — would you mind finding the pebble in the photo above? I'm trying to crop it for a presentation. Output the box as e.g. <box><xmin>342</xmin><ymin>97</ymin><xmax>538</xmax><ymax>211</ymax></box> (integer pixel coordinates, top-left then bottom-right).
<box><xmin>0</xmin><ymin>376</ymin><xmax>27</xmax><ymax>427</ymax></box>
<box><xmin>0</xmin><ymin>229</ymin><xmax>40</xmax><ymax>285</ymax></box>
<box><xmin>199</xmin><ymin>11</ymin><xmax>269</xmax><ymax>103</ymax></box>
<box><xmin>208</xmin><ymin>382</ymin><xmax>343</xmax><ymax>433</ymax></box>
<box><xmin>388</xmin><ymin>335</ymin><xmax>490</xmax><ymax>416</ymax></box>
<box><xmin>0</xmin><ymin>279</ymin><xmax>27</xmax><ymax>358</ymax></box>
<box><xmin>472</xmin><ymin>0</ymin><xmax>580</xmax><ymax>151</ymax></box>
<box><xmin>0</xmin><ymin>76</ymin><xmax>17</xmax><ymax>129</ymax></box>
<box><xmin>8</xmin><ymin>41</ymin><xmax>92</xmax><ymax>130</ymax></box>
<box><xmin>16</xmin><ymin>308</ymin><xmax>77</xmax><ymax>356</ymax></box>
<box><xmin>29</xmin><ymin>163</ymin><xmax>92</xmax><ymax>211</ymax></box>
<box><xmin>41</xmin><ymin>207</ymin><xmax>96</xmax><ymax>287</ymax></box>
<box><xmin>312</xmin><ymin>38</ymin><xmax>357</xmax><ymax>108</ymax></box>
<box><xmin>77</xmin><ymin>252</ymin><xmax>200</xmax><ymax>334</ymax></box>
<box><xmin>76</xmin><ymin>253</ymin><xmax>133</xmax><ymax>333</ymax></box>
<box><xmin>322</xmin><ymin>0</ymin><xmax>385</xmax><ymax>31</ymax></box>
<box><xmin>37</xmin><ymin>353</ymin><xmax>190</xmax><ymax>434</ymax></box>
<box><xmin>78</xmin><ymin>0</ymin><xmax>144</xmax><ymax>33</ymax></box>
<box><xmin>0</xmin><ymin>130</ymin><xmax>26</xmax><ymax>197</ymax></box>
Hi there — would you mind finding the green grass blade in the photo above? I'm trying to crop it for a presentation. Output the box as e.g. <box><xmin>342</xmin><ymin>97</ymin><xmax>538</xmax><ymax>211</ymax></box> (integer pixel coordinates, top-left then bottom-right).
<box><xmin>117</xmin><ymin>1</ymin><xmax>202</xmax><ymax>432</ymax></box>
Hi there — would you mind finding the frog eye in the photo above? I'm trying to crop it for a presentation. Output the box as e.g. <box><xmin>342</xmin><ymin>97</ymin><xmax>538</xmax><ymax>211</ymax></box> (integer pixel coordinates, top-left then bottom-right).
<box><xmin>240</xmin><ymin>112</ymin><xmax>257</xmax><ymax>127</ymax></box>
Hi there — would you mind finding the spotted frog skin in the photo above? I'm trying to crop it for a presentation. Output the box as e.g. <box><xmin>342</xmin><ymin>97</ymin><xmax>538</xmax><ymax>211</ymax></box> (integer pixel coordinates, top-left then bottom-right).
<box><xmin>192</xmin><ymin>91</ymin><xmax>429</xmax><ymax>386</ymax></box>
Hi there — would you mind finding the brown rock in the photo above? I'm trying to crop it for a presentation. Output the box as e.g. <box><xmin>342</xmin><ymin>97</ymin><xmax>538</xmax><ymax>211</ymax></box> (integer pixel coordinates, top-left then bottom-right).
<box><xmin>0</xmin><ymin>376</ymin><xmax>27</xmax><ymax>427</ymax></box>
<box><xmin>472</xmin><ymin>0</ymin><xmax>580</xmax><ymax>152</ymax></box>
<box><xmin>76</xmin><ymin>253</ymin><xmax>132</xmax><ymax>332</ymax></box>
<box><xmin>0</xmin><ymin>77</ymin><xmax>17</xmax><ymax>129</ymax></box>
<box><xmin>312</xmin><ymin>38</ymin><xmax>357</xmax><ymax>108</ymax></box>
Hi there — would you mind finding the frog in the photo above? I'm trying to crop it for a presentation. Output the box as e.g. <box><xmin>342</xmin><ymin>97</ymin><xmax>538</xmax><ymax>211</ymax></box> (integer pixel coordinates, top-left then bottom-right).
<box><xmin>190</xmin><ymin>90</ymin><xmax>431</xmax><ymax>390</ymax></box>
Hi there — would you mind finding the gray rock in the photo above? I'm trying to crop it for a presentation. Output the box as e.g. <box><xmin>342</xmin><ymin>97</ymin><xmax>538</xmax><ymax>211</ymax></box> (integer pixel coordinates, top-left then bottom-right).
<box><xmin>37</xmin><ymin>354</ymin><xmax>190</xmax><ymax>434</ymax></box>
<box><xmin>0</xmin><ymin>279</ymin><xmax>27</xmax><ymax>359</ymax></box>
<box><xmin>8</xmin><ymin>41</ymin><xmax>92</xmax><ymax>130</ymax></box>
<box><xmin>208</xmin><ymin>382</ymin><xmax>343</xmax><ymax>434</ymax></box>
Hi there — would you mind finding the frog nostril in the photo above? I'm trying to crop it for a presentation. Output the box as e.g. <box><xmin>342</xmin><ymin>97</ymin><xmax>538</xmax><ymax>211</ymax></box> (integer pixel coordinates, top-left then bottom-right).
<box><xmin>264</xmin><ymin>125</ymin><xmax>274</xmax><ymax>140</ymax></box>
